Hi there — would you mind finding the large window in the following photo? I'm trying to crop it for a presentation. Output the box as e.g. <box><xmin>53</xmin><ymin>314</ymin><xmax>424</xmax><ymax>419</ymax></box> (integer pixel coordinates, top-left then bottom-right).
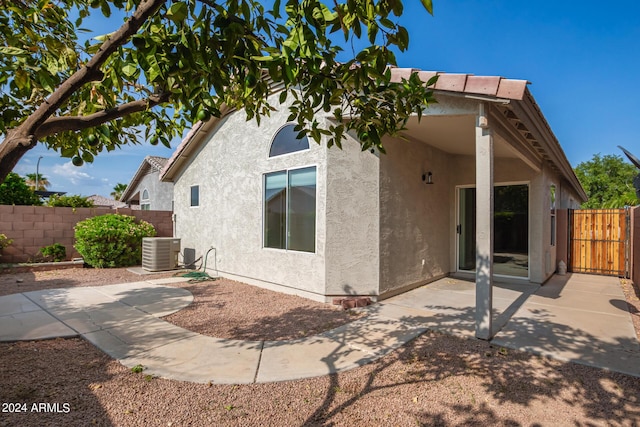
<box><xmin>269</xmin><ymin>124</ymin><xmax>309</xmax><ymax>157</ymax></box>
<box><xmin>264</xmin><ymin>166</ymin><xmax>316</xmax><ymax>252</ymax></box>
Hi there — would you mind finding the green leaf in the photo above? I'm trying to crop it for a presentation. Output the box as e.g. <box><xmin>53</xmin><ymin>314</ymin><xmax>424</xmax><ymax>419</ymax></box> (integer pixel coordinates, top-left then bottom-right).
<box><xmin>122</xmin><ymin>63</ymin><xmax>138</xmax><ymax>77</ymax></box>
<box><xmin>81</xmin><ymin>151</ymin><xmax>95</xmax><ymax>163</ymax></box>
<box><xmin>61</xmin><ymin>147</ymin><xmax>76</xmax><ymax>158</ymax></box>
<box><xmin>420</xmin><ymin>0</ymin><xmax>434</xmax><ymax>15</ymax></box>
<box><xmin>0</xmin><ymin>46</ymin><xmax>29</xmax><ymax>56</ymax></box>
<box><xmin>166</xmin><ymin>2</ymin><xmax>188</xmax><ymax>23</ymax></box>
<box><xmin>100</xmin><ymin>1</ymin><xmax>111</xmax><ymax>18</ymax></box>
<box><xmin>250</xmin><ymin>55</ymin><xmax>275</xmax><ymax>61</ymax></box>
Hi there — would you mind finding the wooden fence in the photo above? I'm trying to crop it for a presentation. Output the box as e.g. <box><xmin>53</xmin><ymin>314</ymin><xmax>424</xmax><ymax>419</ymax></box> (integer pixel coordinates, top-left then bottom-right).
<box><xmin>568</xmin><ymin>208</ymin><xmax>629</xmax><ymax>277</ymax></box>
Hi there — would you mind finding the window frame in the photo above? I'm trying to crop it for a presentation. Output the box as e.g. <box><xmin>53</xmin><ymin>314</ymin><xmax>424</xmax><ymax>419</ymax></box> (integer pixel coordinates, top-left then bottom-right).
<box><xmin>268</xmin><ymin>123</ymin><xmax>310</xmax><ymax>158</ymax></box>
<box><xmin>262</xmin><ymin>165</ymin><xmax>317</xmax><ymax>253</ymax></box>
<box><xmin>141</xmin><ymin>188</ymin><xmax>150</xmax><ymax>210</ymax></box>
<box><xmin>190</xmin><ymin>184</ymin><xmax>200</xmax><ymax>208</ymax></box>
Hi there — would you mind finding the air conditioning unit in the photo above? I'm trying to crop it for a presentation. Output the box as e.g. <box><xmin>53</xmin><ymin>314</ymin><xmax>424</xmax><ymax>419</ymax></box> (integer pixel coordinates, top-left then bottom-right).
<box><xmin>142</xmin><ymin>237</ymin><xmax>181</xmax><ymax>271</ymax></box>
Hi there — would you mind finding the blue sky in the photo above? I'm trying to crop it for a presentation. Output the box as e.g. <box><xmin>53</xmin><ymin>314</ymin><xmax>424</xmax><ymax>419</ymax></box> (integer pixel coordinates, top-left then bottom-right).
<box><xmin>13</xmin><ymin>0</ymin><xmax>640</xmax><ymax>197</ymax></box>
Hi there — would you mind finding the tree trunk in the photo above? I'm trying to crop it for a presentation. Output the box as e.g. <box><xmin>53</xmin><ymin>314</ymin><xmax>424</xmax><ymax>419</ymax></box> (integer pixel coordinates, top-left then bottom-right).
<box><xmin>0</xmin><ymin>128</ymin><xmax>38</xmax><ymax>184</ymax></box>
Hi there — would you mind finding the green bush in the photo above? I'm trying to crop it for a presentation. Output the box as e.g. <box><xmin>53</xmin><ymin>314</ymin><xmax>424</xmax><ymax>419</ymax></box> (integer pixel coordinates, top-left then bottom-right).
<box><xmin>47</xmin><ymin>194</ymin><xmax>94</xmax><ymax>207</ymax></box>
<box><xmin>0</xmin><ymin>172</ymin><xmax>42</xmax><ymax>205</ymax></box>
<box><xmin>40</xmin><ymin>243</ymin><xmax>67</xmax><ymax>262</ymax></box>
<box><xmin>74</xmin><ymin>214</ymin><xmax>156</xmax><ymax>268</ymax></box>
<box><xmin>0</xmin><ymin>234</ymin><xmax>13</xmax><ymax>257</ymax></box>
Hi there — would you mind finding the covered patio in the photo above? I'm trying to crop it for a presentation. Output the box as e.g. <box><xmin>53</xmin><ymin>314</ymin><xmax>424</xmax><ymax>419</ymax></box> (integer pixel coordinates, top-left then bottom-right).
<box><xmin>381</xmin><ymin>69</ymin><xmax>588</xmax><ymax>339</ymax></box>
<box><xmin>377</xmin><ymin>273</ymin><xmax>640</xmax><ymax>377</ymax></box>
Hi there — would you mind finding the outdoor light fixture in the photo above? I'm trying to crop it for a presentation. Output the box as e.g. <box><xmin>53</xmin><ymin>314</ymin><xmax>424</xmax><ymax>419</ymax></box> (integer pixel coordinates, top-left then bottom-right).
<box><xmin>422</xmin><ymin>171</ymin><xmax>433</xmax><ymax>185</ymax></box>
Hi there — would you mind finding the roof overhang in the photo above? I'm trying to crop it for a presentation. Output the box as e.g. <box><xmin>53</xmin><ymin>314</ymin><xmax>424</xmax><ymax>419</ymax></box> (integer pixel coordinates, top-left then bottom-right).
<box><xmin>160</xmin><ymin>67</ymin><xmax>586</xmax><ymax>202</ymax></box>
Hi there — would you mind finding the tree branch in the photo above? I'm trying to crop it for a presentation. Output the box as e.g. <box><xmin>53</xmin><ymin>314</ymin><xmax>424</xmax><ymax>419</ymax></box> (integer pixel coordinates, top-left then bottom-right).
<box><xmin>34</xmin><ymin>92</ymin><xmax>170</xmax><ymax>139</ymax></box>
<box><xmin>21</xmin><ymin>0</ymin><xmax>166</xmax><ymax>137</ymax></box>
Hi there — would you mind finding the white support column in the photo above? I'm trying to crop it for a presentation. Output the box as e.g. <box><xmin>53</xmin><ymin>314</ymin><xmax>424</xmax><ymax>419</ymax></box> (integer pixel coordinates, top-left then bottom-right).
<box><xmin>475</xmin><ymin>103</ymin><xmax>494</xmax><ymax>340</ymax></box>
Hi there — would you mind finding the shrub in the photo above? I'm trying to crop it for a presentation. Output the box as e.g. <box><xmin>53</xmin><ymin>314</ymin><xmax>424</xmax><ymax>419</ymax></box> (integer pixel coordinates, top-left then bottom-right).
<box><xmin>74</xmin><ymin>214</ymin><xmax>156</xmax><ymax>268</ymax></box>
<box><xmin>0</xmin><ymin>234</ymin><xmax>13</xmax><ymax>256</ymax></box>
<box><xmin>47</xmin><ymin>194</ymin><xmax>94</xmax><ymax>207</ymax></box>
<box><xmin>40</xmin><ymin>243</ymin><xmax>67</xmax><ymax>262</ymax></box>
<box><xmin>0</xmin><ymin>172</ymin><xmax>42</xmax><ymax>205</ymax></box>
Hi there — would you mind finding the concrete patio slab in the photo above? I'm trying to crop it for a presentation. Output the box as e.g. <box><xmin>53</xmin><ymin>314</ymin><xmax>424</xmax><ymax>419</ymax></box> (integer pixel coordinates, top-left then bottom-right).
<box><xmin>23</xmin><ymin>287</ymin><xmax>114</xmax><ymax>312</ymax></box>
<box><xmin>146</xmin><ymin>277</ymin><xmax>194</xmax><ymax>285</ymax></box>
<box><xmin>0</xmin><ymin>310</ymin><xmax>77</xmax><ymax>341</ymax></box>
<box><xmin>96</xmin><ymin>284</ymin><xmax>193</xmax><ymax>317</ymax></box>
<box><xmin>321</xmin><ymin>314</ymin><xmax>429</xmax><ymax>357</ymax></box>
<box><xmin>50</xmin><ymin>303</ymin><xmax>156</xmax><ymax>334</ymax></box>
<box><xmin>1</xmin><ymin>272</ymin><xmax>638</xmax><ymax>383</ymax></box>
<box><xmin>257</xmin><ymin>336</ymin><xmax>374</xmax><ymax>382</ymax></box>
<box><xmin>83</xmin><ymin>316</ymin><xmax>199</xmax><ymax>360</ymax></box>
<box><xmin>0</xmin><ymin>293</ymin><xmax>41</xmax><ymax>316</ymax></box>
<box><xmin>121</xmin><ymin>336</ymin><xmax>263</xmax><ymax>384</ymax></box>
<box><xmin>492</xmin><ymin>273</ymin><xmax>640</xmax><ymax>377</ymax></box>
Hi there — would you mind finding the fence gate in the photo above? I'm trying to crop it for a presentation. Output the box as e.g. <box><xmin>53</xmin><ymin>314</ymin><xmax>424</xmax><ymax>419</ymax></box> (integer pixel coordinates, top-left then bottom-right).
<box><xmin>568</xmin><ymin>208</ymin><xmax>630</xmax><ymax>277</ymax></box>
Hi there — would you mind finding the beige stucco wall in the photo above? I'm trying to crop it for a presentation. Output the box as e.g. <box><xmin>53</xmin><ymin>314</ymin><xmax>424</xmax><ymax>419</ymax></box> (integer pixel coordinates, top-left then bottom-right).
<box><xmin>378</xmin><ymin>137</ymin><xmax>451</xmax><ymax>296</ymax></box>
<box><xmin>324</xmin><ymin>135</ymin><xmax>380</xmax><ymax>297</ymax></box>
<box><xmin>172</xmin><ymin>101</ymin><xmax>330</xmax><ymax>301</ymax></box>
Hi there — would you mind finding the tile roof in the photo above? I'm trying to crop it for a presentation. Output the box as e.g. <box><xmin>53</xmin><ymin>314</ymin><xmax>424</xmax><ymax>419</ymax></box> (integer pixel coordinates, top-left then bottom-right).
<box><xmin>388</xmin><ymin>67</ymin><xmax>529</xmax><ymax>100</ymax></box>
<box><xmin>146</xmin><ymin>156</ymin><xmax>168</xmax><ymax>172</ymax></box>
<box><xmin>87</xmin><ymin>195</ymin><xmax>128</xmax><ymax>208</ymax></box>
<box><xmin>120</xmin><ymin>156</ymin><xmax>170</xmax><ymax>202</ymax></box>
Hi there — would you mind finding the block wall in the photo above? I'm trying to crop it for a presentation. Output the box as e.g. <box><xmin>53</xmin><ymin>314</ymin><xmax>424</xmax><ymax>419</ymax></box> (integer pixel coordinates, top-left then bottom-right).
<box><xmin>0</xmin><ymin>206</ymin><xmax>172</xmax><ymax>263</ymax></box>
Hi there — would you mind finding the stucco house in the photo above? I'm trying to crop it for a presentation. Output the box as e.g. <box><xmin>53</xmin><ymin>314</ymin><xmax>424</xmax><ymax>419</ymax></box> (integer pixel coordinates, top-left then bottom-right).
<box><xmin>121</xmin><ymin>156</ymin><xmax>173</xmax><ymax>211</ymax></box>
<box><xmin>160</xmin><ymin>69</ymin><xmax>586</xmax><ymax>318</ymax></box>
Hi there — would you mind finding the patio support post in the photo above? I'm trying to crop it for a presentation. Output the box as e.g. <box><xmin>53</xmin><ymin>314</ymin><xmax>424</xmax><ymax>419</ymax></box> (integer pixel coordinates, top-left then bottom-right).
<box><xmin>475</xmin><ymin>103</ymin><xmax>494</xmax><ymax>340</ymax></box>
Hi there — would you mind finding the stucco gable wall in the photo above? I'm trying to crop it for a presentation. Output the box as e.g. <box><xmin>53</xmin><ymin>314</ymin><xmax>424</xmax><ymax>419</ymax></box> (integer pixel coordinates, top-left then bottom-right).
<box><xmin>172</xmin><ymin>100</ymin><xmax>329</xmax><ymax>299</ymax></box>
<box><xmin>132</xmin><ymin>172</ymin><xmax>173</xmax><ymax>211</ymax></box>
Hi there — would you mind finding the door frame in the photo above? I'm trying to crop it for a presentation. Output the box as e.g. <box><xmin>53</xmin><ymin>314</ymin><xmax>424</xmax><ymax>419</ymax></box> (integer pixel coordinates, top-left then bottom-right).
<box><xmin>455</xmin><ymin>181</ymin><xmax>531</xmax><ymax>280</ymax></box>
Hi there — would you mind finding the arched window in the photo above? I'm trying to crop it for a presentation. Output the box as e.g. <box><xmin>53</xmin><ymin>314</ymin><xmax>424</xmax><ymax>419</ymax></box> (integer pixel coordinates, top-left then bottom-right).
<box><xmin>141</xmin><ymin>189</ymin><xmax>150</xmax><ymax>210</ymax></box>
<box><xmin>269</xmin><ymin>124</ymin><xmax>309</xmax><ymax>157</ymax></box>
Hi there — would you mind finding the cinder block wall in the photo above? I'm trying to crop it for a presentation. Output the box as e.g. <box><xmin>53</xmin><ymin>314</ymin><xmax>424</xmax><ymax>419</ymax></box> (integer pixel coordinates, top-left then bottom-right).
<box><xmin>0</xmin><ymin>206</ymin><xmax>173</xmax><ymax>263</ymax></box>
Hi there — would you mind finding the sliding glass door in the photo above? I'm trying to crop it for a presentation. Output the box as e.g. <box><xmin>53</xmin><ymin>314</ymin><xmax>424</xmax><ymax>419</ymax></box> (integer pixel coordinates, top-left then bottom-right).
<box><xmin>457</xmin><ymin>184</ymin><xmax>529</xmax><ymax>278</ymax></box>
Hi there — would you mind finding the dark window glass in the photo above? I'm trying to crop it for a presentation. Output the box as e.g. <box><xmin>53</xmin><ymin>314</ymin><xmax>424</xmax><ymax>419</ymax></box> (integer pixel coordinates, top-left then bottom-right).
<box><xmin>269</xmin><ymin>124</ymin><xmax>309</xmax><ymax>157</ymax></box>
<box><xmin>264</xmin><ymin>167</ymin><xmax>316</xmax><ymax>252</ymax></box>
<box><xmin>287</xmin><ymin>167</ymin><xmax>316</xmax><ymax>252</ymax></box>
<box><xmin>264</xmin><ymin>172</ymin><xmax>287</xmax><ymax>249</ymax></box>
<box><xmin>190</xmin><ymin>185</ymin><xmax>199</xmax><ymax>207</ymax></box>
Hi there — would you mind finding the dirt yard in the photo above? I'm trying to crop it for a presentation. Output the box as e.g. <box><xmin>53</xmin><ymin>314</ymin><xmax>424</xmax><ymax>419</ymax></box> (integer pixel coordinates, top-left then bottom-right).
<box><xmin>0</xmin><ymin>266</ymin><xmax>639</xmax><ymax>426</ymax></box>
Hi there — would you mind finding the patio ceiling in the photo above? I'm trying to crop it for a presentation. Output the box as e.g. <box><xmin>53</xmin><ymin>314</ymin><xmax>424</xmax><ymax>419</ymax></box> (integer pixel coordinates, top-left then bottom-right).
<box><xmin>399</xmin><ymin>115</ymin><xmax>525</xmax><ymax>160</ymax></box>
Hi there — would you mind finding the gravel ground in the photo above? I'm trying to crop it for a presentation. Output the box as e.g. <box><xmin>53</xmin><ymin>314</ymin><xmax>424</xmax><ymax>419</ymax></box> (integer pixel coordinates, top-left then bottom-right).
<box><xmin>0</xmin><ymin>266</ymin><xmax>639</xmax><ymax>426</ymax></box>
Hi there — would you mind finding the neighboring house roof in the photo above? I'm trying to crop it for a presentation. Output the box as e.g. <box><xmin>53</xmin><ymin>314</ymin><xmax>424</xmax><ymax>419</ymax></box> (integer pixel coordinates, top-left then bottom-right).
<box><xmin>160</xmin><ymin>68</ymin><xmax>586</xmax><ymax>201</ymax></box>
<box><xmin>120</xmin><ymin>156</ymin><xmax>169</xmax><ymax>202</ymax></box>
<box><xmin>87</xmin><ymin>195</ymin><xmax>128</xmax><ymax>209</ymax></box>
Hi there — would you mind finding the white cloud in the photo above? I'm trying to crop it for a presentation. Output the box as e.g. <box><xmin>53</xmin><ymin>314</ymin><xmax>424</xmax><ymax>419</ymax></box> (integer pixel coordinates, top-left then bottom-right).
<box><xmin>52</xmin><ymin>162</ymin><xmax>96</xmax><ymax>186</ymax></box>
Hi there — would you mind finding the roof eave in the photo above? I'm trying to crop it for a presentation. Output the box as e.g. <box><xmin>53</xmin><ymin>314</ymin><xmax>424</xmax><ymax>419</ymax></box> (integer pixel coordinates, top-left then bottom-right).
<box><xmin>511</xmin><ymin>88</ymin><xmax>587</xmax><ymax>202</ymax></box>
